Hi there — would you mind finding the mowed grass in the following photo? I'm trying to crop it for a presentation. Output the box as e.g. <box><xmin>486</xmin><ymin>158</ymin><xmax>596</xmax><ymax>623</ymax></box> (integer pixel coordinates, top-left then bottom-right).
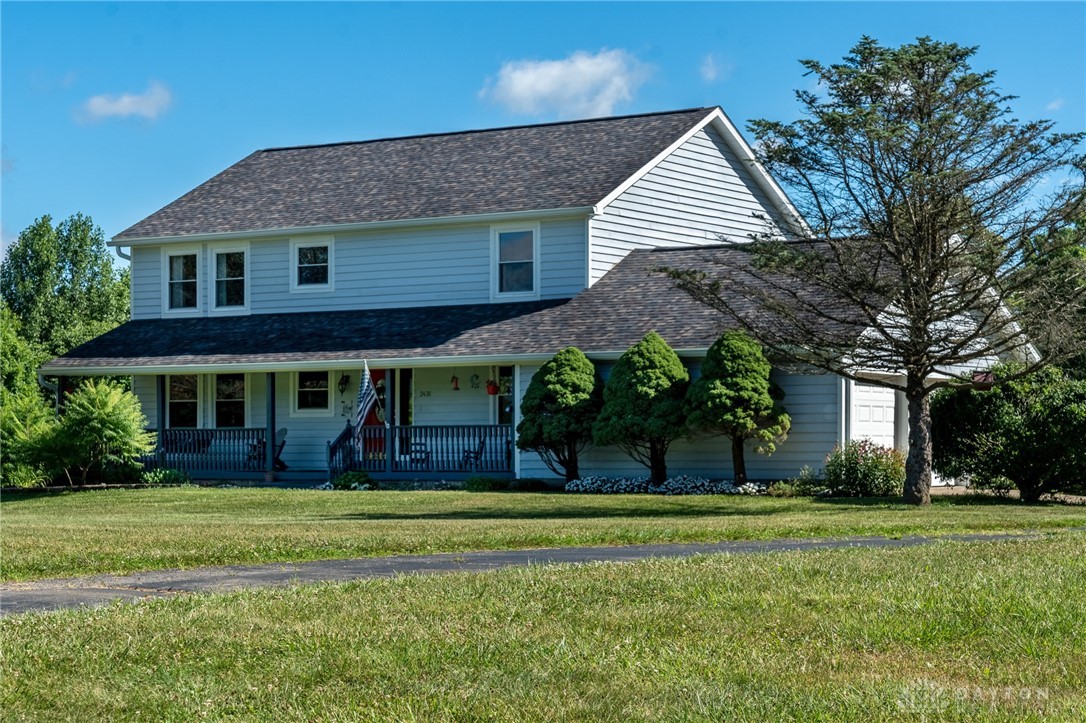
<box><xmin>2</xmin><ymin>486</ymin><xmax>1083</xmax><ymax>581</ymax></box>
<box><xmin>3</xmin><ymin>535</ymin><xmax>1084</xmax><ymax>721</ymax></box>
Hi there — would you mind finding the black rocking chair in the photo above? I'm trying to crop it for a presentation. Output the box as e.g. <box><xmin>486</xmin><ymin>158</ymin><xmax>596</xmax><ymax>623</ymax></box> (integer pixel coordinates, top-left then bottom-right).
<box><xmin>461</xmin><ymin>437</ymin><xmax>486</xmax><ymax>471</ymax></box>
<box><xmin>248</xmin><ymin>427</ymin><xmax>290</xmax><ymax>471</ymax></box>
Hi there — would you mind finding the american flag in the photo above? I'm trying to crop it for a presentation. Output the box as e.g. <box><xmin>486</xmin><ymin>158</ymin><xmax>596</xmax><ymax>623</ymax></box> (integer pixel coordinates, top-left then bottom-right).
<box><xmin>352</xmin><ymin>359</ymin><xmax>380</xmax><ymax>433</ymax></box>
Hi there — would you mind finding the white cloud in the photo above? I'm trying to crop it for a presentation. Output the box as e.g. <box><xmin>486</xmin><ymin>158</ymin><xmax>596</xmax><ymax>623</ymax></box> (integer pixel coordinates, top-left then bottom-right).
<box><xmin>701</xmin><ymin>54</ymin><xmax>719</xmax><ymax>83</ymax></box>
<box><xmin>78</xmin><ymin>81</ymin><xmax>173</xmax><ymax>122</ymax></box>
<box><xmin>480</xmin><ymin>49</ymin><xmax>650</xmax><ymax>119</ymax></box>
<box><xmin>1046</xmin><ymin>98</ymin><xmax>1065</xmax><ymax>111</ymax></box>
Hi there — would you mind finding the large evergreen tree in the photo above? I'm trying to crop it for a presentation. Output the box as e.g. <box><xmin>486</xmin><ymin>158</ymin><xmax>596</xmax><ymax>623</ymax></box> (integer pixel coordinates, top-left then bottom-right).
<box><xmin>593</xmin><ymin>332</ymin><xmax>689</xmax><ymax>482</ymax></box>
<box><xmin>686</xmin><ymin>332</ymin><xmax>791</xmax><ymax>484</ymax></box>
<box><xmin>670</xmin><ymin>37</ymin><xmax>1085</xmax><ymax>505</ymax></box>
<box><xmin>516</xmin><ymin>347</ymin><xmax>602</xmax><ymax>482</ymax></box>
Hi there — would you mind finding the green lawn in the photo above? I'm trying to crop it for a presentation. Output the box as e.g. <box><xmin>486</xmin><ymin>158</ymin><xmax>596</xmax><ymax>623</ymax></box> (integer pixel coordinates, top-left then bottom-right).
<box><xmin>2</xmin><ymin>486</ymin><xmax>1083</xmax><ymax>581</ymax></box>
<box><xmin>3</xmin><ymin>535</ymin><xmax>1084</xmax><ymax>720</ymax></box>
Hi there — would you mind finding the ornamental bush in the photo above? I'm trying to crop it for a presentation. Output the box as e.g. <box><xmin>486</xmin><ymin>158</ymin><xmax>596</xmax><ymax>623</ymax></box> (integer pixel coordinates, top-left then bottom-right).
<box><xmin>516</xmin><ymin>347</ymin><xmax>602</xmax><ymax>482</ymax></box>
<box><xmin>593</xmin><ymin>332</ymin><xmax>689</xmax><ymax>482</ymax></box>
<box><xmin>931</xmin><ymin>365</ymin><xmax>1086</xmax><ymax>501</ymax></box>
<box><xmin>332</xmin><ymin>470</ymin><xmax>376</xmax><ymax>490</ymax></box>
<box><xmin>685</xmin><ymin>331</ymin><xmax>790</xmax><ymax>483</ymax></box>
<box><xmin>50</xmin><ymin>380</ymin><xmax>155</xmax><ymax>486</ymax></box>
<box><xmin>822</xmin><ymin>439</ymin><xmax>905</xmax><ymax>497</ymax></box>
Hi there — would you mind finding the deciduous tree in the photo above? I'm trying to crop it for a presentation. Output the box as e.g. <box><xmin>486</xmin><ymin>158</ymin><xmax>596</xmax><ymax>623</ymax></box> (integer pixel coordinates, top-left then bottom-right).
<box><xmin>1</xmin><ymin>213</ymin><xmax>129</xmax><ymax>357</ymax></box>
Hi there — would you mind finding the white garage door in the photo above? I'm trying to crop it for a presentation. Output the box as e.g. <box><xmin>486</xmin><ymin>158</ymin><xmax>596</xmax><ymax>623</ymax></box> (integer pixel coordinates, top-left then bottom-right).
<box><xmin>851</xmin><ymin>382</ymin><xmax>896</xmax><ymax>448</ymax></box>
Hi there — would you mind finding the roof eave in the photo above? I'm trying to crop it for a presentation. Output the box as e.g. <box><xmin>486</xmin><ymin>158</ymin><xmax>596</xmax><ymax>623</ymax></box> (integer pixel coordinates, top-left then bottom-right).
<box><xmin>39</xmin><ymin>346</ymin><xmax>714</xmax><ymax>376</ymax></box>
<box><xmin>110</xmin><ymin>206</ymin><xmax>595</xmax><ymax>247</ymax></box>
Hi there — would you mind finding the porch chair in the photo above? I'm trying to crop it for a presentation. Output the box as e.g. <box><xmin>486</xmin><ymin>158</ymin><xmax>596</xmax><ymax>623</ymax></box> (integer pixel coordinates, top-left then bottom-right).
<box><xmin>461</xmin><ymin>437</ymin><xmax>486</xmax><ymax>472</ymax></box>
<box><xmin>248</xmin><ymin>428</ymin><xmax>290</xmax><ymax>471</ymax></box>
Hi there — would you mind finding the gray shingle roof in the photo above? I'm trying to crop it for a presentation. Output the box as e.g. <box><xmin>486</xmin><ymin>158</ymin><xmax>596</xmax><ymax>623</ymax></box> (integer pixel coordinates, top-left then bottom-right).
<box><xmin>115</xmin><ymin>108</ymin><xmax>714</xmax><ymax>241</ymax></box>
<box><xmin>42</xmin><ymin>247</ymin><xmax>734</xmax><ymax>371</ymax></box>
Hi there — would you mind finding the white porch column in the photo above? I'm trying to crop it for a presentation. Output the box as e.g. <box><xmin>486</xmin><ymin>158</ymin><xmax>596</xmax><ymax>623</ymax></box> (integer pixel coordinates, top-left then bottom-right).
<box><xmin>893</xmin><ymin>389</ymin><xmax>909</xmax><ymax>452</ymax></box>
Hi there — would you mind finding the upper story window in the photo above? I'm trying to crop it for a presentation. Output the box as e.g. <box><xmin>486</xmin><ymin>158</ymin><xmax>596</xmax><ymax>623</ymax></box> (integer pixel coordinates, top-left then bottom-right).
<box><xmin>215</xmin><ymin>251</ymin><xmax>246</xmax><ymax>307</ymax></box>
<box><xmin>293</xmin><ymin>371</ymin><xmax>332</xmax><ymax>416</ymax></box>
<box><xmin>167</xmin><ymin>253</ymin><xmax>198</xmax><ymax>310</ymax></box>
<box><xmin>491</xmin><ymin>223</ymin><xmax>540</xmax><ymax>300</ymax></box>
<box><xmin>162</xmin><ymin>247</ymin><xmax>201</xmax><ymax>315</ymax></box>
<box><xmin>208</xmin><ymin>242</ymin><xmax>249</xmax><ymax>312</ymax></box>
<box><xmin>290</xmin><ymin>236</ymin><xmax>335</xmax><ymax>293</ymax></box>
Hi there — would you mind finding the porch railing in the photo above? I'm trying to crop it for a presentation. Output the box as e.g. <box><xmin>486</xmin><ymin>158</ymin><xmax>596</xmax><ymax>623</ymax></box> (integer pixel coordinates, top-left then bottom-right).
<box><xmin>143</xmin><ymin>428</ymin><xmax>267</xmax><ymax>473</ymax></box>
<box><xmin>328</xmin><ymin>424</ymin><xmax>513</xmax><ymax>479</ymax></box>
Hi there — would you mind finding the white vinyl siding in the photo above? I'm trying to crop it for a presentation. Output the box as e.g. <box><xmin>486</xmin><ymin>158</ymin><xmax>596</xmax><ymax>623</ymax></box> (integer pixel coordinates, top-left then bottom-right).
<box><xmin>411</xmin><ymin>367</ymin><xmax>492</xmax><ymax>425</ymax></box>
<box><xmin>131</xmin><ymin>218</ymin><xmax>588</xmax><ymax>320</ymax></box>
<box><xmin>130</xmin><ymin>246</ymin><xmax>162</xmax><ymax>320</ymax></box>
<box><xmin>290</xmin><ymin>236</ymin><xmax>334</xmax><ymax>293</ymax></box>
<box><xmin>589</xmin><ymin>125</ymin><xmax>786</xmax><ymax>284</ymax></box>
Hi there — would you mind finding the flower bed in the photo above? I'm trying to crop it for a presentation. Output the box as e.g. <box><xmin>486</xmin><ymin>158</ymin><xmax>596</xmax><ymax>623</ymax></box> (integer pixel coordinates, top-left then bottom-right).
<box><xmin>565</xmin><ymin>475</ymin><xmax>768</xmax><ymax>496</ymax></box>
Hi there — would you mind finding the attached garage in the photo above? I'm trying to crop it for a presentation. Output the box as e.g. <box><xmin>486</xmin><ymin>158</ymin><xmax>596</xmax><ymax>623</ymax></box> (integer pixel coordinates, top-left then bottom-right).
<box><xmin>851</xmin><ymin>381</ymin><xmax>896</xmax><ymax>448</ymax></box>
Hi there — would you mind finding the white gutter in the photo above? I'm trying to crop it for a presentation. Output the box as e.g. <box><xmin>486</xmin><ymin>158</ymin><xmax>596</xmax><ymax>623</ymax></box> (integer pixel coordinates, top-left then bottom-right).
<box><xmin>110</xmin><ymin>207</ymin><xmax>594</xmax><ymax>247</ymax></box>
<box><xmin>39</xmin><ymin>347</ymin><xmax>714</xmax><ymax>377</ymax></box>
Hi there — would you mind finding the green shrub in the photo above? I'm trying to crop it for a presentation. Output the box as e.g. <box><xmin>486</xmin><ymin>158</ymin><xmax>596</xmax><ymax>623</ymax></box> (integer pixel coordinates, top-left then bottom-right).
<box><xmin>685</xmin><ymin>331</ymin><xmax>790</xmax><ymax>484</ymax></box>
<box><xmin>932</xmin><ymin>365</ymin><xmax>1086</xmax><ymax>502</ymax></box>
<box><xmin>593</xmin><ymin>332</ymin><xmax>689</xmax><ymax>483</ymax></box>
<box><xmin>332</xmin><ymin>470</ymin><xmax>376</xmax><ymax>490</ymax></box>
<box><xmin>463</xmin><ymin>476</ymin><xmax>511</xmax><ymax>492</ymax></box>
<box><xmin>516</xmin><ymin>347</ymin><xmax>602</xmax><ymax>482</ymax></box>
<box><xmin>142</xmin><ymin>468</ymin><xmax>192</xmax><ymax>486</ymax></box>
<box><xmin>47</xmin><ymin>380</ymin><xmax>155</xmax><ymax>486</ymax></box>
<box><xmin>767</xmin><ymin>466</ymin><xmax>826</xmax><ymax>497</ymax></box>
<box><xmin>766</xmin><ymin>481</ymin><xmax>797</xmax><ymax>498</ymax></box>
<box><xmin>0</xmin><ymin>388</ymin><xmax>57</xmax><ymax>487</ymax></box>
<box><xmin>823</xmin><ymin>440</ymin><xmax>905</xmax><ymax>497</ymax></box>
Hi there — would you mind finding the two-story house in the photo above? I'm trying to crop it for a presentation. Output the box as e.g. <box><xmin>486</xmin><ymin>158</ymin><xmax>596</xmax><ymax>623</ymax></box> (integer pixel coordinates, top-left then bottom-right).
<box><xmin>41</xmin><ymin>107</ymin><xmax>910</xmax><ymax>482</ymax></box>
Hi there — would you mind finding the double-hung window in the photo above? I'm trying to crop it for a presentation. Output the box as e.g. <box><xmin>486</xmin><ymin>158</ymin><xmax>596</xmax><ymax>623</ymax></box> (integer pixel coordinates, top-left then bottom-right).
<box><xmin>215</xmin><ymin>373</ymin><xmax>246</xmax><ymax>428</ymax></box>
<box><xmin>162</xmin><ymin>248</ymin><xmax>201</xmax><ymax>314</ymax></box>
<box><xmin>290</xmin><ymin>237</ymin><xmax>334</xmax><ymax>292</ymax></box>
<box><xmin>293</xmin><ymin>371</ymin><xmax>331</xmax><ymax>415</ymax></box>
<box><xmin>167</xmin><ymin>375</ymin><xmax>199</xmax><ymax>428</ymax></box>
<box><xmin>492</xmin><ymin>224</ymin><xmax>540</xmax><ymax>299</ymax></box>
<box><xmin>214</xmin><ymin>249</ymin><xmax>247</xmax><ymax>309</ymax></box>
<box><xmin>167</xmin><ymin>254</ymin><xmax>198</xmax><ymax>310</ymax></box>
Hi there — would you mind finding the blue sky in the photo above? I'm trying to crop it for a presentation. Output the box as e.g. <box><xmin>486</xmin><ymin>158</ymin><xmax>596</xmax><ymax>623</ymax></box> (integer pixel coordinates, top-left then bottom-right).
<box><xmin>2</xmin><ymin>1</ymin><xmax>1083</xmax><ymax>257</ymax></box>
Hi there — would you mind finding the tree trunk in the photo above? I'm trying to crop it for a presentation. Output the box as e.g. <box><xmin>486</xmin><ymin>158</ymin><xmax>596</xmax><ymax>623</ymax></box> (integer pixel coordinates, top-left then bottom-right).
<box><xmin>903</xmin><ymin>385</ymin><xmax>932</xmax><ymax>506</ymax></box>
<box><xmin>731</xmin><ymin>436</ymin><xmax>747</xmax><ymax>485</ymax></box>
<box><xmin>564</xmin><ymin>441</ymin><xmax>580</xmax><ymax>483</ymax></box>
<box><xmin>649</xmin><ymin>442</ymin><xmax>668</xmax><ymax>483</ymax></box>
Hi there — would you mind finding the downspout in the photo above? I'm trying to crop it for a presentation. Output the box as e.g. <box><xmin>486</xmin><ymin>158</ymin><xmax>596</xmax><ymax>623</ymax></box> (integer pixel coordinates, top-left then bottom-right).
<box><xmin>37</xmin><ymin>372</ymin><xmax>58</xmax><ymax>396</ymax></box>
<box><xmin>116</xmin><ymin>246</ymin><xmax>132</xmax><ymax>261</ymax></box>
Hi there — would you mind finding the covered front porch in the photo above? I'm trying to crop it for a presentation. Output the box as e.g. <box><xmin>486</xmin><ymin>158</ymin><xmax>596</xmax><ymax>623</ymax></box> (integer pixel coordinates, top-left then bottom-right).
<box><xmin>120</xmin><ymin>363</ymin><xmax>520</xmax><ymax>481</ymax></box>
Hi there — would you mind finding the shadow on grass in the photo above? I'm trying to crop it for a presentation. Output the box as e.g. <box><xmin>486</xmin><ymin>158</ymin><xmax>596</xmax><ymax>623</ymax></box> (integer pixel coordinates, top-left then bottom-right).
<box><xmin>810</xmin><ymin>494</ymin><xmax>1050</xmax><ymax>507</ymax></box>
<box><xmin>0</xmin><ymin>489</ymin><xmax>76</xmax><ymax>504</ymax></box>
<box><xmin>327</xmin><ymin>500</ymin><xmax>796</xmax><ymax>522</ymax></box>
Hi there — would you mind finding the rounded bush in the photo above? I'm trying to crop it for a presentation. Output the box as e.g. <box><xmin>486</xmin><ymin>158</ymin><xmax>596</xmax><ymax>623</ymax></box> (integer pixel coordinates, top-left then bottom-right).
<box><xmin>822</xmin><ymin>439</ymin><xmax>905</xmax><ymax>497</ymax></box>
